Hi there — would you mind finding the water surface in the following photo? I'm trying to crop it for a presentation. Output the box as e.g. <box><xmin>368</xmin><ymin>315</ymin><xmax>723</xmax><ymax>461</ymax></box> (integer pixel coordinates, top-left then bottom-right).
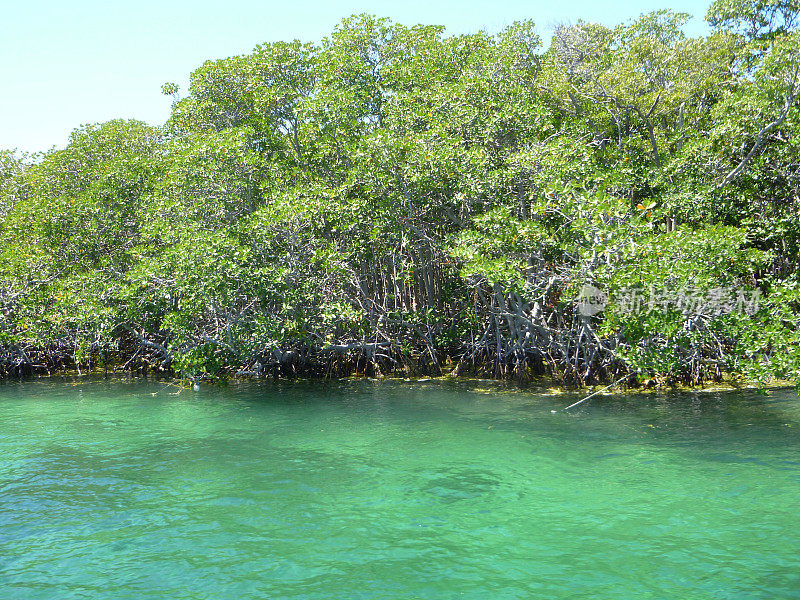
<box><xmin>1</xmin><ymin>378</ymin><xmax>799</xmax><ymax>599</ymax></box>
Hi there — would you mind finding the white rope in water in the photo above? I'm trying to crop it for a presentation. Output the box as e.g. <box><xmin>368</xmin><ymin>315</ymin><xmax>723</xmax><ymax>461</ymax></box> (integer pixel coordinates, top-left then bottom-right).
<box><xmin>557</xmin><ymin>374</ymin><xmax>631</xmax><ymax>412</ymax></box>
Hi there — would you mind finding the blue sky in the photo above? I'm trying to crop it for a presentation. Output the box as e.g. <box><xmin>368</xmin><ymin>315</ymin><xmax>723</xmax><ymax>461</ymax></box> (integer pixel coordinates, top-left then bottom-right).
<box><xmin>1</xmin><ymin>0</ymin><xmax>713</xmax><ymax>154</ymax></box>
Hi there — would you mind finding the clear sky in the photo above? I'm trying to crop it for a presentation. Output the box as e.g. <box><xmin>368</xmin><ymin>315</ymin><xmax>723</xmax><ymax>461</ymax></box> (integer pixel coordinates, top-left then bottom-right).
<box><xmin>1</xmin><ymin>0</ymin><xmax>713</xmax><ymax>154</ymax></box>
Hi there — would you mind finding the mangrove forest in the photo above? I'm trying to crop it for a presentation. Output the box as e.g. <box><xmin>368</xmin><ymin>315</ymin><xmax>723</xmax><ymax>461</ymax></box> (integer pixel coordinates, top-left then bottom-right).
<box><xmin>2</xmin><ymin>0</ymin><xmax>800</xmax><ymax>387</ymax></box>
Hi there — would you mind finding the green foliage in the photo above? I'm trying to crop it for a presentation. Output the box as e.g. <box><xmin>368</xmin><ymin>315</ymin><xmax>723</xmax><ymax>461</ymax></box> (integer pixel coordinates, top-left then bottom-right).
<box><xmin>2</xmin><ymin>10</ymin><xmax>800</xmax><ymax>386</ymax></box>
<box><xmin>707</xmin><ymin>0</ymin><xmax>800</xmax><ymax>41</ymax></box>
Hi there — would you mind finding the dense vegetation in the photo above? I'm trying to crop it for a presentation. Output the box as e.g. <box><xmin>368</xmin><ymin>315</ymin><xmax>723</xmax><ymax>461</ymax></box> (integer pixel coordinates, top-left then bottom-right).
<box><xmin>2</xmin><ymin>0</ymin><xmax>800</xmax><ymax>386</ymax></box>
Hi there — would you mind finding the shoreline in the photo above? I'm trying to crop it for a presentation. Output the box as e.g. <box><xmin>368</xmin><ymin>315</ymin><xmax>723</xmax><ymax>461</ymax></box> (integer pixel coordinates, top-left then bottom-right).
<box><xmin>1</xmin><ymin>363</ymin><xmax>793</xmax><ymax>397</ymax></box>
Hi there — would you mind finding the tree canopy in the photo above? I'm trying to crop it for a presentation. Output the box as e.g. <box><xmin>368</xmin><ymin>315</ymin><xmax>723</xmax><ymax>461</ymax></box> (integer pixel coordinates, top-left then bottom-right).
<box><xmin>2</xmin><ymin>3</ymin><xmax>800</xmax><ymax>387</ymax></box>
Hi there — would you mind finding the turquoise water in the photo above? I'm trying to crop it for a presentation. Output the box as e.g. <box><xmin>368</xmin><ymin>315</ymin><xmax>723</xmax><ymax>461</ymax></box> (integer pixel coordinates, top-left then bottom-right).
<box><xmin>1</xmin><ymin>378</ymin><xmax>799</xmax><ymax>599</ymax></box>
